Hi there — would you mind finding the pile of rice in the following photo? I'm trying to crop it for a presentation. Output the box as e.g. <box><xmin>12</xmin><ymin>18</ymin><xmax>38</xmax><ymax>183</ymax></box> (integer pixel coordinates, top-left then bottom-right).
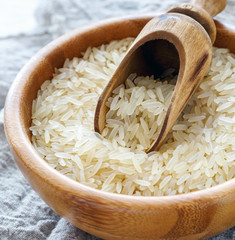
<box><xmin>30</xmin><ymin>38</ymin><xmax>235</xmax><ymax>196</ymax></box>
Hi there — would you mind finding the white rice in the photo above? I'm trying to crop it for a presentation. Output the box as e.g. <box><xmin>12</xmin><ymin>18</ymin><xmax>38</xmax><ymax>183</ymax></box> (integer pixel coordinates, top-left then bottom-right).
<box><xmin>30</xmin><ymin>38</ymin><xmax>235</xmax><ymax>196</ymax></box>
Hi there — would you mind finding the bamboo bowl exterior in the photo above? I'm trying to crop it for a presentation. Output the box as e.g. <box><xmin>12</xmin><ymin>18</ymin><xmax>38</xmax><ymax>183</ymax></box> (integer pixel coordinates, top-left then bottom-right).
<box><xmin>4</xmin><ymin>14</ymin><xmax>235</xmax><ymax>240</ymax></box>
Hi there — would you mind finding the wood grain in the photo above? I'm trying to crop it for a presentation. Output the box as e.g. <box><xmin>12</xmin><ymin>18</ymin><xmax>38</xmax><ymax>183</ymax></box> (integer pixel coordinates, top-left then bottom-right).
<box><xmin>167</xmin><ymin>3</ymin><xmax>216</xmax><ymax>43</ymax></box>
<box><xmin>4</xmin><ymin>14</ymin><xmax>235</xmax><ymax>240</ymax></box>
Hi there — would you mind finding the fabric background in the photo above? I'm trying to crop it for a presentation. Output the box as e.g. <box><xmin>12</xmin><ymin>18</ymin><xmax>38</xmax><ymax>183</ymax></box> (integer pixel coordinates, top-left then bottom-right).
<box><xmin>1</xmin><ymin>0</ymin><xmax>235</xmax><ymax>239</ymax></box>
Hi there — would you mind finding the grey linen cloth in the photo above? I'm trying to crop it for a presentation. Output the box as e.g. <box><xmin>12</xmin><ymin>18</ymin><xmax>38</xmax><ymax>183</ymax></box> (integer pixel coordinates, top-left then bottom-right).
<box><xmin>1</xmin><ymin>0</ymin><xmax>235</xmax><ymax>239</ymax></box>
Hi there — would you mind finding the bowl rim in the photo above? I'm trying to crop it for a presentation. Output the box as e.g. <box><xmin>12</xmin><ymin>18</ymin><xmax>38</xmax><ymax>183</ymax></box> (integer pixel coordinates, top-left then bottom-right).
<box><xmin>4</xmin><ymin>13</ymin><xmax>235</xmax><ymax>207</ymax></box>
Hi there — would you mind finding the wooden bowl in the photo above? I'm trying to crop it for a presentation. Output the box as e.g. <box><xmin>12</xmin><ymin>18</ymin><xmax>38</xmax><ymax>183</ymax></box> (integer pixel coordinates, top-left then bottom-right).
<box><xmin>4</xmin><ymin>14</ymin><xmax>235</xmax><ymax>240</ymax></box>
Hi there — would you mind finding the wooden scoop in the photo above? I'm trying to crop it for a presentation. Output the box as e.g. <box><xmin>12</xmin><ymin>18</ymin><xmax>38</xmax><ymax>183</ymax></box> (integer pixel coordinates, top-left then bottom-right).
<box><xmin>94</xmin><ymin>0</ymin><xmax>226</xmax><ymax>152</ymax></box>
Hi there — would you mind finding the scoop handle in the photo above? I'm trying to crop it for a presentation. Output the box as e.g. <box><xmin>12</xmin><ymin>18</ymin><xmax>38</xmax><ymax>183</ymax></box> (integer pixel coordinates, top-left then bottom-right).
<box><xmin>191</xmin><ymin>0</ymin><xmax>227</xmax><ymax>17</ymax></box>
